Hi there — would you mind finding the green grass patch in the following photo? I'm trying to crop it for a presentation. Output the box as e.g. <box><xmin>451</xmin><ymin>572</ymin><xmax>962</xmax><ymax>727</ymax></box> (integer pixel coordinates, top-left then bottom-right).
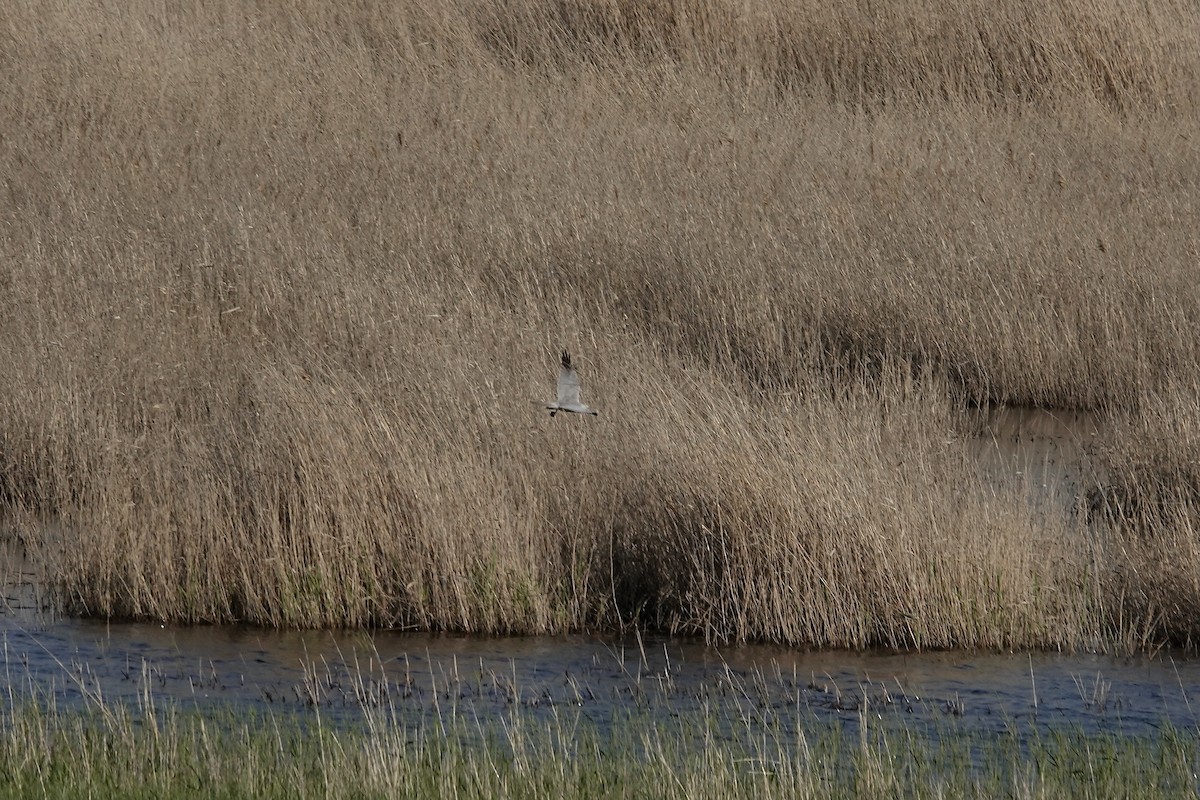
<box><xmin>0</xmin><ymin>694</ymin><xmax>1197</xmax><ymax>799</ymax></box>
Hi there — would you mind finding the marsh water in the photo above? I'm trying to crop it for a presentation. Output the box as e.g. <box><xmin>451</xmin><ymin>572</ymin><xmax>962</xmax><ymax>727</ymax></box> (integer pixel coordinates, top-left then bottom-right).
<box><xmin>966</xmin><ymin>404</ymin><xmax>1106</xmax><ymax>518</ymax></box>
<box><xmin>2</xmin><ymin>613</ymin><xmax>1199</xmax><ymax>743</ymax></box>
<box><xmin>2</xmin><ymin>408</ymin><xmax>1196</xmax><ymax>745</ymax></box>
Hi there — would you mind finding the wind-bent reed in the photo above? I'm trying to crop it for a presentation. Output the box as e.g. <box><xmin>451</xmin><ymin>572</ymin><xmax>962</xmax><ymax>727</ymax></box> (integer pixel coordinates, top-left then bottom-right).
<box><xmin>0</xmin><ymin>0</ymin><xmax>1199</xmax><ymax>647</ymax></box>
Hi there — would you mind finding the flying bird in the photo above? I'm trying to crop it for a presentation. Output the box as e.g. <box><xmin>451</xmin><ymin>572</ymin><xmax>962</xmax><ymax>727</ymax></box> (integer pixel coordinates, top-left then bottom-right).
<box><xmin>547</xmin><ymin>351</ymin><xmax>599</xmax><ymax>417</ymax></box>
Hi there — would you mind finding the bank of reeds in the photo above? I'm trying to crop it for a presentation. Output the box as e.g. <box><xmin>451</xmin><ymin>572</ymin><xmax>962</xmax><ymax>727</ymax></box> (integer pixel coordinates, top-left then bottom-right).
<box><xmin>1</xmin><ymin>0</ymin><xmax>1199</xmax><ymax>645</ymax></box>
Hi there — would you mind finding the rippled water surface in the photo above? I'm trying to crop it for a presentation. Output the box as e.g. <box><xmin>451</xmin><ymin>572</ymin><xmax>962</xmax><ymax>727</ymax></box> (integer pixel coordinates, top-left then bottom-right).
<box><xmin>3</xmin><ymin>609</ymin><xmax>1199</xmax><ymax>744</ymax></box>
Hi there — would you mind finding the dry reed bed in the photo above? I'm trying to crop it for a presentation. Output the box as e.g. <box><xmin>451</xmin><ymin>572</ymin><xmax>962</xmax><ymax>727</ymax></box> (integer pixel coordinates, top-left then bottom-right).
<box><xmin>1</xmin><ymin>0</ymin><xmax>1199</xmax><ymax>646</ymax></box>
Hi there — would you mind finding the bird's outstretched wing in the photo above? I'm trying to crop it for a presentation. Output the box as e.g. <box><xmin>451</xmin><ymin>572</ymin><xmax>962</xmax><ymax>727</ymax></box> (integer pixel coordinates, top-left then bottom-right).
<box><xmin>556</xmin><ymin>351</ymin><xmax>583</xmax><ymax>406</ymax></box>
<box><xmin>548</xmin><ymin>351</ymin><xmax>598</xmax><ymax>416</ymax></box>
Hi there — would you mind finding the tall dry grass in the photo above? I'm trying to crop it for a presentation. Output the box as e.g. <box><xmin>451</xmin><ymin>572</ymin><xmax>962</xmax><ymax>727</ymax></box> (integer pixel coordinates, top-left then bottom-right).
<box><xmin>1</xmin><ymin>0</ymin><xmax>1199</xmax><ymax>646</ymax></box>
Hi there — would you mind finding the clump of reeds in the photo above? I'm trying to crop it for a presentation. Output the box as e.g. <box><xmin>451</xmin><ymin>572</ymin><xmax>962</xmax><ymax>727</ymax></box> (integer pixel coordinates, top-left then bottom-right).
<box><xmin>476</xmin><ymin>0</ymin><xmax>1199</xmax><ymax>109</ymax></box>
<box><xmin>1080</xmin><ymin>386</ymin><xmax>1200</xmax><ymax>647</ymax></box>
<box><xmin>0</xmin><ymin>0</ymin><xmax>1198</xmax><ymax>647</ymax></box>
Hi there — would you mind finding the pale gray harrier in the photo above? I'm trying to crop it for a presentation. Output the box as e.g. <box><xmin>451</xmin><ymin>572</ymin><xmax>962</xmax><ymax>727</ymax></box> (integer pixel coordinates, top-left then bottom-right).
<box><xmin>547</xmin><ymin>351</ymin><xmax>599</xmax><ymax>417</ymax></box>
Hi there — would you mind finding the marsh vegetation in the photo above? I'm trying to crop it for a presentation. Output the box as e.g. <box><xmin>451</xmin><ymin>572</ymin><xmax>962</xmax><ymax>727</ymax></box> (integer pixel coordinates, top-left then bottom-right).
<box><xmin>1</xmin><ymin>0</ymin><xmax>1199</xmax><ymax>648</ymax></box>
<box><xmin>5</xmin><ymin>699</ymin><xmax>1197</xmax><ymax>799</ymax></box>
<box><xmin>2</xmin><ymin>635</ymin><xmax>1198</xmax><ymax>800</ymax></box>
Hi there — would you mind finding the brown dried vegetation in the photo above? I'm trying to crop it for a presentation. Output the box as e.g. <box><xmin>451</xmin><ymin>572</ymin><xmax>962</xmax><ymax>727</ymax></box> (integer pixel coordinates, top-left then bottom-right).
<box><xmin>1</xmin><ymin>0</ymin><xmax>1199</xmax><ymax>648</ymax></box>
